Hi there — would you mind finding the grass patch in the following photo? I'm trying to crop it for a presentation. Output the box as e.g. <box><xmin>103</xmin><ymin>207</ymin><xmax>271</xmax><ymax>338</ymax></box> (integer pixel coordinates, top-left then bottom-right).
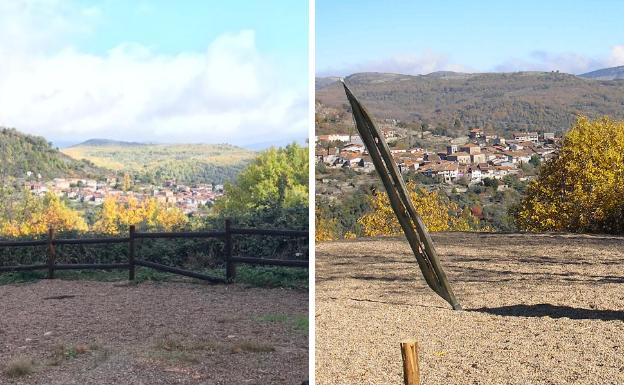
<box><xmin>0</xmin><ymin>271</ymin><xmax>46</xmax><ymax>285</ymax></box>
<box><xmin>3</xmin><ymin>356</ymin><xmax>34</xmax><ymax>377</ymax></box>
<box><xmin>48</xmin><ymin>343</ymin><xmax>92</xmax><ymax>366</ymax></box>
<box><xmin>255</xmin><ymin>313</ymin><xmax>308</xmax><ymax>334</ymax></box>
<box><xmin>293</xmin><ymin>315</ymin><xmax>308</xmax><ymax>332</ymax></box>
<box><xmin>233</xmin><ymin>266</ymin><xmax>308</xmax><ymax>289</ymax></box>
<box><xmin>0</xmin><ymin>265</ymin><xmax>307</xmax><ymax>289</ymax></box>
<box><xmin>231</xmin><ymin>341</ymin><xmax>275</xmax><ymax>353</ymax></box>
<box><xmin>256</xmin><ymin>314</ymin><xmax>290</xmax><ymax>323</ymax></box>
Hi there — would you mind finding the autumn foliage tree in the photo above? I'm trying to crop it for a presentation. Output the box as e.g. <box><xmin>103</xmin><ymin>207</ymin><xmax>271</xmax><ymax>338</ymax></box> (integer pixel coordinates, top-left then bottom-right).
<box><xmin>0</xmin><ymin>191</ymin><xmax>88</xmax><ymax>237</ymax></box>
<box><xmin>358</xmin><ymin>182</ymin><xmax>481</xmax><ymax>237</ymax></box>
<box><xmin>93</xmin><ymin>195</ymin><xmax>188</xmax><ymax>234</ymax></box>
<box><xmin>315</xmin><ymin>207</ymin><xmax>339</xmax><ymax>241</ymax></box>
<box><xmin>516</xmin><ymin>116</ymin><xmax>624</xmax><ymax>234</ymax></box>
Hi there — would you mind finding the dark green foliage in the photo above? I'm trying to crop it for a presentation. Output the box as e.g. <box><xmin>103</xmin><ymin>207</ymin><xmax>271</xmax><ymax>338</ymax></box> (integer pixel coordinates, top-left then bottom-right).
<box><xmin>64</xmin><ymin>142</ymin><xmax>255</xmax><ymax>185</ymax></box>
<box><xmin>134</xmin><ymin>160</ymin><xmax>249</xmax><ymax>185</ymax></box>
<box><xmin>316</xmin><ymin>189</ymin><xmax>372</xmax><ymax>238</ymax></box>
<box><xmin>407</xmin><ymin>171</ymin><xmax>437</xmax><ymax>185</ymax></box>
<box><xmin>212</xmin><ymin>144</ymin><xmax>309</xmax><ymax>260</ymax></box>
<box><xmin>232</xmin><ymin>266</ymin><xmax>307</xmax><ymax>289</ymax></box>
<box><xmin>482</xmin><ymin>178</ymin><xmax>500</xmax><ymax>189</ymax></box>
<box><xmin>209</xmin><ymin>203</ymin><xmax>309</xmax><ymax>261</ymax></box>
<box><xmin>529</xmin><ymin>154</ymin><xmax>542</xmax><ymax>167</ymax></box>
<box><xmin>0</xmin><ymin>128</ymin><xmax>105</xmax><ymax>180</ymax></box>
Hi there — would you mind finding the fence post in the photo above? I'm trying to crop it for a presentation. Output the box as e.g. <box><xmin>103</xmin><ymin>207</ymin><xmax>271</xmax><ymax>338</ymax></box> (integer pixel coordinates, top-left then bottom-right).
<box><xmin>225</xmin><ymin>219</ymin><xmax>235</xmax><ymax>282</ymax></box>
<box><xmin>47</xmin><ymin>227</ymin><xmax>55</xmax><ymax>279</ymax></box>
<box><xmin>400</xmin><ymin>340</ymin><xmax>421</xmax><ymax>385</ymax></box>
<box><xmin>128</xmin><ymin>225</ymin><xmax>136</xmax><ymax>280</ymax></box>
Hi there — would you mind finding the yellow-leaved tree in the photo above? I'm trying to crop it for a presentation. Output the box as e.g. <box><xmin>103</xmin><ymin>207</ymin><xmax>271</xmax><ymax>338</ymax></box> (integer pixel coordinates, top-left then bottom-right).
<box><xmin>516</xmin><ymin>116</ymin><xmax>624</xmax><ymax>233</ymax></box>
<box><xmin>315</xmin><ymin>207</ymin><xmax>339</xmax><ymax>242</ymax></box>
<box><xmin>0</xmin><ymin>191</ymin><xmax>88</xmax><ymax>237</ymax></box>
<box><xmin>358</xmin><ymin>181</ymin><xmax>481</xmax><ymax>237</ymax></box>
<box><xmin>93</xmin><ymin>195</ymin><xmax>187</xmax><ymax>234</ymax></box>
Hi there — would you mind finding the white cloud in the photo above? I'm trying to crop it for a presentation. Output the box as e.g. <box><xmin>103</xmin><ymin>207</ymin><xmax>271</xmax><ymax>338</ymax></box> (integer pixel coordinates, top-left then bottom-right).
<box><xmin>319</xmin><ymin>50</ymin><xmax>469</xmax><ymax>77</ymax></box>
<box><xmin>0</xmin><ymin>3</ymin><xmax>307</xmax><ymax>147</ymax></box>
<box><xmin>321</xmin><ymin>45</ymin><xmax>624</xmax><ymax>78</ymax></box>
<box><xmin>606</xmin><ymin>45</ymin><xmax>624</xmax><ymax>67</ymax></box>
<box><xmin>0</xmin><ymin>0</ymin><xmax>97</xmax><ymax>56</ymax></box>
<box><xmin>494</xmin><ymin>45</ymin><xmax>624</xmax><ymax>74</ymax></box>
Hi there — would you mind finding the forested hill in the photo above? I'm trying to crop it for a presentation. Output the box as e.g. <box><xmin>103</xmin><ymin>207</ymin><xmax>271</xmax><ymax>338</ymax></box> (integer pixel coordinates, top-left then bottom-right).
<box><xmin>316</xmin><ymin>71</ymin><xmax>624</xmax><ymax>137</ymax></box>
<box><xmin>580</xmin><ymin>65</ymin><xmax>624</xmax><ymax>80</ymax></box>
<box><xmin>0</xmin><ymin>128</ymin><xmax>106</xmax><ymax>180</ymax></box>
<box><xmin>74</xmin><ymin>138</ymin><xmax>147</xmax><ymax>147</ymax></box>
<box><xmin>62</xmin><ymin>141</ymin><xmax>256</xmax><ymax>185</ymax></box>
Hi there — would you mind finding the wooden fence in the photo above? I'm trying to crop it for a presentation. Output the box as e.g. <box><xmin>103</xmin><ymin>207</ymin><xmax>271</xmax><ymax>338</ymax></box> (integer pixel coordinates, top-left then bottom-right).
<box><xmin>0</xmin><ymin>219</ymin><xmax>308</xmax><ymax>283</ymax></box>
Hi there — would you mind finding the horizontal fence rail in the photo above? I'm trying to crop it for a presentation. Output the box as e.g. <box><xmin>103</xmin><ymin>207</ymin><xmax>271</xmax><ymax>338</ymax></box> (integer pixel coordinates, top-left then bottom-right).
<box><xmin>229</xmin><ymin>256</ymin><xmax>308</xmax><ymax>268</ymax></box>
<box><xmin>133</xmin><ymin>231</ymin><xmax>227</xmax><ymax>239</ymax></box>
<box><xmin>0</xmin><ymin>219</ymin><xmax>309</xmax><ymax>283</ymax></box>
<box><xmin>230</xmin><ymin>228</ymin><xmax>308</xmax><ymax>237</ymax></box>
<box><xmin>54</xmin><ymin>237</ymin><xmax>130</xmax><ymax>245</ymax></box>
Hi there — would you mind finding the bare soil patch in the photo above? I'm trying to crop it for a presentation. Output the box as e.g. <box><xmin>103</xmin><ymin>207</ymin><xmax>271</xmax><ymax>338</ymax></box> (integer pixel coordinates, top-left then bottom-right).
<box><xmin>316</xmin><ymin>232</ymin><xmax>624</xmax><ymax>384</ymax></box>
<box><xmin>0</xmin><ymin>280</ymin><xmax>307</xmax><ymax>384</ymax></box>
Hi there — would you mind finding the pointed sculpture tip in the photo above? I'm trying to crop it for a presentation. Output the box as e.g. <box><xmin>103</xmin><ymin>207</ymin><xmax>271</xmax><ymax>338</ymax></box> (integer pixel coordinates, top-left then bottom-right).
<box><xmin>340</xmin><ymin>77</ymin><xmax>350</xmax><ymax>93</ymax></box>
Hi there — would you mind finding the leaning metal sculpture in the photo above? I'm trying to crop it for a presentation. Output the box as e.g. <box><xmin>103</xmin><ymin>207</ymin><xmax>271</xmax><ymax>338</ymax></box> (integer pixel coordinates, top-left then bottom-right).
<box><xmin>342</xmin><ymin>80</ymin><xmax>462</xmax><ymax>310</ymax></box>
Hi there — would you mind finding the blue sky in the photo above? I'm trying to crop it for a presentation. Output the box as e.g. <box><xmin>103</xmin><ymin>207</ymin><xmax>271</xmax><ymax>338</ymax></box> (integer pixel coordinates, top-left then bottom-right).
<box><xmin>0</xmin><ymin>0</ymin><xmax>308</xmax><ymax>147</ymax></box>
<box><xmin>317</xmin><ymin>0</ymin><xmax>624</xmax><ymax>76</ymax></box>
<box><xmin>72</xmin><ymin>0</ymin><xmax>308</xmax><ymax>87</ymax></box>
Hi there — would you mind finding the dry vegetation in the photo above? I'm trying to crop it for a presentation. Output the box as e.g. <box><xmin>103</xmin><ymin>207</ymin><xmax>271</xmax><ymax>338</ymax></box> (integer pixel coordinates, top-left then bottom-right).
<box><xmin>0</xmin><ymin>280</ymin><xmax>307</xmax><ymax>384</ymax></box>
<box><xmin>316</xmin><ymin>72</ymin><xmax>624</xmax><ymax>137</ymax></box>
<box><xmin>316</xmin><ymin>232</ymin><xmax>624</xmax><ymax>384</ymax></box>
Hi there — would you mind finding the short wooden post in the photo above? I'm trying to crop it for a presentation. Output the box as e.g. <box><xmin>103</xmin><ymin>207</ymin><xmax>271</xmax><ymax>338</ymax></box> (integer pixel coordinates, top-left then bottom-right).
<box><xmin>225</xmin><ymin>219</ymin><xmax>235</xmax><ymax>282</ymax></box>
<box><xmin>400</xmin><ymin>340</ymin><xmax>421</xmax><ymax>385</ymax></box>
<box><xmin>47</xmin><ymin>227</ymin><xmax>55</xmax><ymax>279</ymax></box>
<box><xmin>128</xmin><ymin>225</ymin><xmax>136</xmax><ymax>280</ymax></box>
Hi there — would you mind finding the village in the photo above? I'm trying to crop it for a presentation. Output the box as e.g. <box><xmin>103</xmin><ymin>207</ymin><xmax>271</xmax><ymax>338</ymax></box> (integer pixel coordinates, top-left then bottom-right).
<box><xmin>20</xmin><ymin>174</ymin><xmax>224</xmax><ymax>215</ymax></box>
<box><xmin>315</xmin><ymin>125</ymin><xmax>560</xmax><ymax>185</ymax></box>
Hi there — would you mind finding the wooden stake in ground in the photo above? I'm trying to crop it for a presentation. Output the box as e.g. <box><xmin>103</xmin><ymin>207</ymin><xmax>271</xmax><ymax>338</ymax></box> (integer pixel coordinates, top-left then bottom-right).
<box><xmin>400</xmin><ymin>340</ymin><xmax>421</xmax><ymax>385</ymax></box>
<box><xmin>342</xmin><ymin>80</ymin><xmax>461</xmax><ymax>310</ymax></box>
<box><xmin>47</xmin><ymin>227</ymin><xmax>55</xmax><ymax>279</ymax></box>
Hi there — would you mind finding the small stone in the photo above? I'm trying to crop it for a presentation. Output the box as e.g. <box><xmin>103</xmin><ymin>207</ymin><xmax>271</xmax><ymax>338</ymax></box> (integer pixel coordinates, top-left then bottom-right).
<box><xmin>44</xmin><ymin>331</ymin><xmax>53</xmax><ymax>337</ymax></box>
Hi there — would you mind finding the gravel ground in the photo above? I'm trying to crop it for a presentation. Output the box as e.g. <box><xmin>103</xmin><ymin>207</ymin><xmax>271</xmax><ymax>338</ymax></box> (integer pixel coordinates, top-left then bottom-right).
<box><xmin>0</xmin><ymin>280</ymin><xmax>308</xmax><ymax>385</ymax></box>
<box><xmin>316</xmin><ymin>232</ymin><xmax>624</xmax><ymax>385</ymax></box>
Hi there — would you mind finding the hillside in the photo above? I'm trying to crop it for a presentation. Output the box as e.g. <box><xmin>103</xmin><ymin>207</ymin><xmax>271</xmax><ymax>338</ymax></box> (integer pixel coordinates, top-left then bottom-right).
<box><xmin>316</xmin><ymin>71</ymin><xmax>624</xmax><ymax>136</ymax></box>
<box><xmin>580</xmin><ymin>65</ymin><xmax>624</xmax><ymax>80</ymax></box>
<box><xmin>62</xmin><ymin>141</ymin><xmax>256</xmax><ymax>184</ymax></box>
<box><xmin>316</xmin><ymin>233</ymin><xmax>624</xmax><ymax>384</ymax></box>
<box><xmin>0</xmin><ymin>128</ymin><xmax>106</xmax><ymax>181</ymax></box>
<box><xmin>74</xmin><ymin>139</ymin><xmax>148</xmax><ymax>147</ymax></box>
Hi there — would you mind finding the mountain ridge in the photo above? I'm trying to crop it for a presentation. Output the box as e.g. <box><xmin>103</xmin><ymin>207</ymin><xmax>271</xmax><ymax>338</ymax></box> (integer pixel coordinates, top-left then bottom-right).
<box><xmin>71</xmin><ymin>138</ymin><xmax>149</xmax><ymax>147</ymax></box>
<box><xmin>579</xmin><ymin>65</ymin><xmax>624</xmax><ymax>80</ymax></box>
<box><xmin>315</xmin><ymin>69</ymin><xmax>624</xmax><ymax>137</ymax></box>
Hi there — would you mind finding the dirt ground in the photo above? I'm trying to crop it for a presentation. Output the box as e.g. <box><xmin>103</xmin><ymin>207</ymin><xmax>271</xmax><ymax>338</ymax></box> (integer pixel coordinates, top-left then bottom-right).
<box><xmin>316</xmin><ymin>232</ymin><xmax>624</xmax><ymax>385</ymax></box>
<box><xmin>0</xmin><ymin>280</ymin><xmax>308</xmax><ymax>385</ymax></box>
